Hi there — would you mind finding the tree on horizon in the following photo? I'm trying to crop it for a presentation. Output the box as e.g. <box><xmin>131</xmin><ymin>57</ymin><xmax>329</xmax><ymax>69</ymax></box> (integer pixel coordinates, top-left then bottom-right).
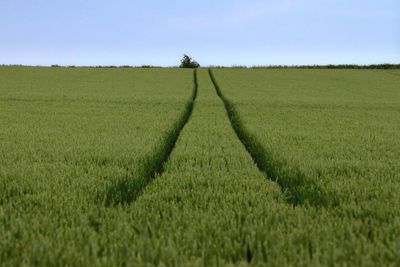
<box><xmin>179</xmin><ymin>54</ymin><xmax>200</xmax><ymax>68</ymax></box>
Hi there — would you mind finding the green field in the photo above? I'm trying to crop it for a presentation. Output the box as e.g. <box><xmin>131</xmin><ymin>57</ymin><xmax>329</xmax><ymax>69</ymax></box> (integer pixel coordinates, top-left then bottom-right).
<box><xmin>0</xmin><ymin>66</ymin><xmax>399</xmax><ymax>266</ymax></box>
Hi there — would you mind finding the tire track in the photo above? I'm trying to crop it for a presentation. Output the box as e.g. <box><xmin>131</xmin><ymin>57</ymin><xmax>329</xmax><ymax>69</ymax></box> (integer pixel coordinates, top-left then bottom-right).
<box><xmin>208</xmin><ymin>68</ymin><xmax>337</xmax><ymax>207</ymax></box>
<box><xmin>103</xmin><ymin>69</ymin><xmax>198</xmax><ymax>206</ymax></box>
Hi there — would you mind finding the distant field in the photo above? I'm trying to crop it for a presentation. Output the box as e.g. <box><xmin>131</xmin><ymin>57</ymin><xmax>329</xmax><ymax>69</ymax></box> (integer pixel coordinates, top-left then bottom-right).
<box><xmin>0</xmin><ymin>66</ymin><xmax>399</xmax><ymax>266</ymax></box>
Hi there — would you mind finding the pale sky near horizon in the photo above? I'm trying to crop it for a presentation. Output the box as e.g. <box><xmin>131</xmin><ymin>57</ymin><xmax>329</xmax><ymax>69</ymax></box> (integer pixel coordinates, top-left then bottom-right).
<box><xmin>0</xmin><ymin>0</ymin><xmax>399</xmax><ymax>66</ymax></box>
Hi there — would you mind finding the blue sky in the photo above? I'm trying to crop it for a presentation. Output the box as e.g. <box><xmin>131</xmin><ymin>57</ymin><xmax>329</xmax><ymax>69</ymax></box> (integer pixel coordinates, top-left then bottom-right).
<box><xmin>0</xmin><ymin>0</ymin><xmax>399</xmax><ymax>66</ymax></box>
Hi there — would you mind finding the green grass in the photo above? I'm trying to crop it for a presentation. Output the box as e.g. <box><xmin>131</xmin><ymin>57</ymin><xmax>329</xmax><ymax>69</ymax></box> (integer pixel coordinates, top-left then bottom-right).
<box><xmin>1</xmin><ymin>66</ymin><xmax>399</xmax><ymax>266</ymax></box>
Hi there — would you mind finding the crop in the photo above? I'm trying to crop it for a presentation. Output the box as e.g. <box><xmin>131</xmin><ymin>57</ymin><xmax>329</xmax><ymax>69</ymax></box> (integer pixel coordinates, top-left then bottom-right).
<box><xmin>0</xmin><ymin>66</ymin><xmax>194</xmax><ymax>265</ymax></box>
<box><xmin>211</xmin><ymin>68</ymin><xmax>400</xmax><ymax>266</ymax></box>
<box><xmin>0</xmin><ymin>66</ymin><xmax>399</xmax><ymax>266</ymax></box>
